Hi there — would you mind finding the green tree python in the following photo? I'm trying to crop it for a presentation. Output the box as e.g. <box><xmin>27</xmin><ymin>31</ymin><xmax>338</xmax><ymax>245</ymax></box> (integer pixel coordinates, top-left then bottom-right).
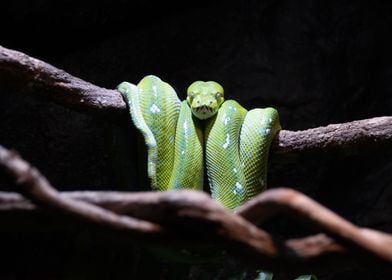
<box><xmin>117</xmin><ymin>75</ymin><xmax>281</xmax><ymax>210</ymax></box>
<box><xmin>117</xmin><ymin>76</ymin><xmax>315</xmax><ymax>279</ymax></box>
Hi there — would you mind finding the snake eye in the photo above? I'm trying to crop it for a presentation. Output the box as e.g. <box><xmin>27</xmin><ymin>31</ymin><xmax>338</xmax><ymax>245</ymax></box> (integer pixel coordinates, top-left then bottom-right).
<box><xmin>215</xmin><ymin>92</ymin><xmax>222</xmax><ymax>99</ymax></box>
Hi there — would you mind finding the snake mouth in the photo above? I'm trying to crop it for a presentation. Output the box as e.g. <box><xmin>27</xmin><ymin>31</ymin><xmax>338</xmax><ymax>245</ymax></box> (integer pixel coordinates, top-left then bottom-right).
<box><xmin>195</xmin><ymin>105</ymin><xmax>214</xmax><ymax>114</ymax></box>
<box><xmin>192</xmin><ymin>105</ymin><xmax>216</xmax><ymax>120</ymax></box>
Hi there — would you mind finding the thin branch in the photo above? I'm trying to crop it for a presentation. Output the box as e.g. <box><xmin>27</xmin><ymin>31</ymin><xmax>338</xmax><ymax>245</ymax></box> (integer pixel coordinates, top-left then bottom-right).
<box><xmin>1</xmin><ymin>142</ymin><xmax>392</xmax><ymax>273</ymax></box>
<box><xmin>0</xmin><ymin>189</ymin><xmax>346</xmax><ymax>260</ymax></box>
<box><xmin>0</xmin><ymin>191</ymin><xmax>386</xmax><ymax>269</ymax></box>
<box><xmin>0</xmin><ymin>144</ymin><xmax>380</xmax><ymax>273</ymax></box>
<box><xmin>237</xmin><ymin>188</ymin><xmax>392</xmax><ymax>263</ymax></box>
<box><xmin>1</xmin><ymin>45</ymin><xmax>391</xmax><ymax>154</ymax></box>
<box><xmin>0</xmin><ymin>144</ymin><xmax>285</xmax><ymax>270</ymax></box>
<box><xmin>0</xmin><ymin>145</ymin><xmax>164</xmax><ymax>238</ymax></box>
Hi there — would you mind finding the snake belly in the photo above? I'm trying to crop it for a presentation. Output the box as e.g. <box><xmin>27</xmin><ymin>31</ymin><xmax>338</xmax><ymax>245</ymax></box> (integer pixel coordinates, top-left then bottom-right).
<box><xmin>118</xmin><ymin>75</ymin><xmax>204</xmax><ymax>191</ymax></box>
<box><xmin>118</xmin><ymin>75</ymin><xmax>280</xmax><ymax>210</ymax></box>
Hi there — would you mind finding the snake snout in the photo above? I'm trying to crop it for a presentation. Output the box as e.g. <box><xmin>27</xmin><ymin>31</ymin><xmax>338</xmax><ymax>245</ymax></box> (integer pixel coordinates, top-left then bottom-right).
<box><xmin>195</xmin><ymin>105</ymin><xmax>214</xmax><ymax>113</ymax></box>
<box><xmin>191</xmin><ymin>104</ymin><xmax>218</xmax><ymax>120</ymax></box>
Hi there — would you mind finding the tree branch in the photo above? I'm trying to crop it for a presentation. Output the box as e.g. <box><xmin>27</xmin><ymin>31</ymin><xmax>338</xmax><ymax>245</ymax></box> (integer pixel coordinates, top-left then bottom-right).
<box><xmin>0</xmin><ymin>145</ymin><xmax>165</xmax><ymax>239</ymax></box>
<box><xmin>1</xmin><ymin>45</ymin><xmax>391</xmax><ymax>154</ymax></box>
<box><xmin>0</xmin><ymin>45</ymin><xmax>125</xmax><ymax>112</ymax></box>
<box><xmin>1</xmin><ymin>144</ymin><xmax>391</xmax><ymax>273</ymax></box>
<box><xmin>273</xmin><ymin>117</ymin><xmax>392</xmax><ymax>153</ymax></box>
<box><xmin>237</xmin><ymin>188</ymin><xmax>392</xmax><ymax>263</ymax></box>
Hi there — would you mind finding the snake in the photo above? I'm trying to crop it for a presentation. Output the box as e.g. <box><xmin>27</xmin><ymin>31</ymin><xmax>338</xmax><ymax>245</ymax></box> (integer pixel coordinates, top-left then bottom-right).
<box><xmin>117</xmin><ymin>75</ymin><xmax>281</xmax><ymax>210</ymax></box>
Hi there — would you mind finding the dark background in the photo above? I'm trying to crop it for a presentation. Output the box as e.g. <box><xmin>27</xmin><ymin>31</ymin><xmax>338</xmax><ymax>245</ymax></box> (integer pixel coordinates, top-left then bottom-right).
<box><xmin>1</xmin><ymin>0</ymin><xmax>391</xmax><ymax>279</ymax></box>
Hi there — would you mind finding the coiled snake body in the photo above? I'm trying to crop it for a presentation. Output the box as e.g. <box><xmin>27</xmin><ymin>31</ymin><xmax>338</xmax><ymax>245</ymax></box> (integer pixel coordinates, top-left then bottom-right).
<box><xmin>118</xmin><ymin>75</ymin><xmax>280</xmax><ymax>210</ymax></box>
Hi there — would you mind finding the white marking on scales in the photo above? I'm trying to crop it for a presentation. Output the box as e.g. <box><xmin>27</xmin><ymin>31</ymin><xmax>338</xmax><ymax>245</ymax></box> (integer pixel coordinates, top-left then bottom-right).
<box><xmin>233</xmin><ymin>182</ymin><xmax>244</xmax><ymax>195</ymax></box>
<box><xmin>149</xmin><ymin>103</ymin><xmax>161</xmax><ymax>114</ymax></box>
<box><xmin>152</xmin><ymin>85</ymin><xmax>158</xmax><ymax>97</ymax></box>
<box><xmin>222</xmin><ymin>133</ymin><xmax>231</xmax><ymax>149</ymax></box>
<box><xmin>228</xmin><ymin>105</ymin><xmax>237</xmax><ymax>112</ymax></box>
<box><xmin>258</xmin><ymin>127</ymin><xmax>271</xmax><ymax>136</ymax></box>
<box><xmin>183</xmin><ymin>121</ymin><xmax>189</xmax><ymax>136</ymax></box>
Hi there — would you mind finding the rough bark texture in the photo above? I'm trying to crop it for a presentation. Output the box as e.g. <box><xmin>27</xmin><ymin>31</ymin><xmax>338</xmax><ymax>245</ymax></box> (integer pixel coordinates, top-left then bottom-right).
<box><xmin>273</xmin><ymin>116</ymin><xmax>392</xmax><ymax>153</ymax></box>
<box><xmin>0</xmin><ymin>46</ymin><xmax>125</xmax><ymax>113</ymax></box>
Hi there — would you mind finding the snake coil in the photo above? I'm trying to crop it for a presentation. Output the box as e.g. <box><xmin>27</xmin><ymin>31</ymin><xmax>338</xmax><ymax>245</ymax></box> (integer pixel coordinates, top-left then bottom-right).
<box><xmin>118</xmin><ymin>75</ymin><xmax>280</xmax><ymax>210</ymax></box>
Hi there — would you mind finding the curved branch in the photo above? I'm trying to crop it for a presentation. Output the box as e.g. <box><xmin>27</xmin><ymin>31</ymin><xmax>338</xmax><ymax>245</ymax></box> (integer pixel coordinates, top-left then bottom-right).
<box><xmin>1</xmin><ymin>45</ymin><xmax>391</xmax><ymax>154</ymax></box>
<box><xmin>0</xmin><ymin>189</ymin><xmax>346</xmax><ymax>257</ymax></box>
<box><xmin>237</xmin><ymin>188</ymin><xmax>392</xmax><ymax>263</ymax></box>
<box><xmin>0</xmin><ymin>144</ymin><xmax>290</xmax><ymax>270</ymax></box>
<box><xmin>1</xmin><ymin>142</ymin><xmax>392</xmax><ymax>272</ymax></box>
<box><xmin>0</xmin><ymin>144</ymin><xmax>163</xmax><ymax>238</ymax></box>
<box><xmin>1</xmin><ymin>143</ymin><xmax>384</xmax><ymax>273</ymax></box>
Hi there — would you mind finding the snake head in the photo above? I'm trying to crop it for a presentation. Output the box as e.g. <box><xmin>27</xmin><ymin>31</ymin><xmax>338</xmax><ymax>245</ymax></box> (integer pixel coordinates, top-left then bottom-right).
<box><xmin>187</xmin><ymin>81</ymin><xmax>225</xmax><ymax>120</ymax></box>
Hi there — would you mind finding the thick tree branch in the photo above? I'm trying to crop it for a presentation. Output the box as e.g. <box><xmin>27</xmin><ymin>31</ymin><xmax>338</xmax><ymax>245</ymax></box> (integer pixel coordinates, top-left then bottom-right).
<box><xmin>1</xmin><ymin>144</ymin><xmax>392</xmax><ymax>273</ymax></box>
<box><xmin>273</xmin><ymin>117</ymin><xmax>392</xmax><ymax>153</ymax></box>
<box><xmin>1</xmin><ymin>45</ymin><xmax>391</xmax><ymax>154</ymax></box>
<box><xmin>0</xmin><ymin>45</ymin><xmax>125</xmax><ymax>112</ymax></box>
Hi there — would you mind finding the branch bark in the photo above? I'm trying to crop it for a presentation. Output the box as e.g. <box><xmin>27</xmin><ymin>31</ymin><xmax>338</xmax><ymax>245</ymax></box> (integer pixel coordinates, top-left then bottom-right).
<box><xmin>273</xmin><ymin>117</ymin><xmax>392</xmax><ymax>153</ymax></box>
<box><xmin>0</xmin><ymin>45</ymin><xmax>125</xmax><ymax>112</ymax></box>
<box><xmin>1</xmin><ymin>45</ymin><xmax>391</xmax><ymax>154</ymax></box>
<box><xmin>237</xmin><ymin>188</ymin><xmax>392</xmax><ymax>263</ymax></box>
<box><xmin>1</xmin><ymin>144</ymin><xmax>392</xmax><ymax>273</ymax></box>
<box><xmin>0</xmin><ymin>145</ymin><xmax>164</xmax><ymax>238</ymax></box>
